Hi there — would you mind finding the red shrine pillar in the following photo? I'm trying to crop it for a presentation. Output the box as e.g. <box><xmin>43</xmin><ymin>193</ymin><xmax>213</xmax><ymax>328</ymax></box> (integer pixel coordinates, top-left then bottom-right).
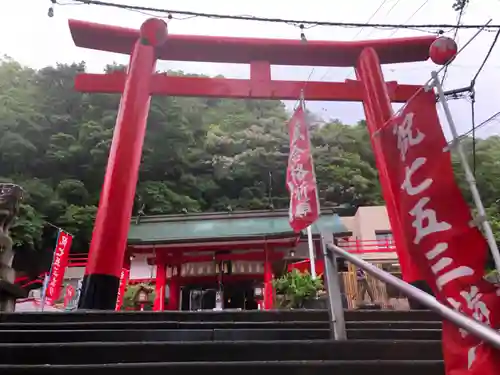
<box><xmin>263</xmin><ymin>245</ymin><xmax>274</xmax><ymax>310</ymax></box>
<box><xmin>167</xmin><ymin>266</ymin><xmax>179</xmax><ymax>311</ymax></box>
<box><xmin>153</xmin><ymin>253</ymin><xmax>166</xmax><ymax>311</ymax></box>
<box><xmin>355</xmin><ymin>48</ymin><xmax>426</xmax><ymax>288</ymax></box>
<box><xmin>78</xmin><ymin>19</ymin><xmax>168</xmax><ymax>310</ymax></box>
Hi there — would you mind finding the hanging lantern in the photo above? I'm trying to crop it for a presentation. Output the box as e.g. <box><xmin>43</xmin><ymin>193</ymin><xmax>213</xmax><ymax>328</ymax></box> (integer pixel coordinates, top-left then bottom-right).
<box><xmin>140</xmin><ymin>18</ymin><xmax>168</xmax><ymax>47</ymax></box>
<box><xmin>429</xmin><ymin>37</ymin><xmax>458</xmax><ymax>65</ymax></box>
<box><xmin>137</xmin><ymin>288</ymin><xmax>149</xmax><ymax>303</ymax></box>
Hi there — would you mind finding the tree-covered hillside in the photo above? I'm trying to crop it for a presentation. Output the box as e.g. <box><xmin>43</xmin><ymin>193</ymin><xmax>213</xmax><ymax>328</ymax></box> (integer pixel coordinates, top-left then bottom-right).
<box><xmin>0</xmin><ymin>57</ymin><xmax>498</xmax><ymax>275</ymax></box>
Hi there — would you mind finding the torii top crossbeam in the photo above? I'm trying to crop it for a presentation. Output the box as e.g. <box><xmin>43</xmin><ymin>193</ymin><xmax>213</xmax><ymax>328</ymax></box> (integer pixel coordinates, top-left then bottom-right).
<box><xmin>69</xmin><ymin>20</ymin><xmax>438</xmax><ymax>102</ymax></box>
<box><xmin>69</xmin><ymin>19</ymin><xmax>434</xmax><ymax>66</ymax></box>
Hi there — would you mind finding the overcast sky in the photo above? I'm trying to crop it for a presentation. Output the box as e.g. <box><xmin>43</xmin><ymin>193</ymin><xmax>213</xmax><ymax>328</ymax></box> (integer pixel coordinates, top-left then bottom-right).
<box><xmin>1</xmin><ymin>0</ymin><xmax>500</xmax><ymax>139</ymax></box>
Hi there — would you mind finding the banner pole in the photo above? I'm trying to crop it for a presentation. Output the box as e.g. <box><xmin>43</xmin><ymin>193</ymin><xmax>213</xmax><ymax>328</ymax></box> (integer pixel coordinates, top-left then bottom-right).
<box><xmin>307</xmin><ymin>226</ymin><xmax>317</xmax><ymax>279</ymax></box>
<box><xmin>40</xmin><ymin>274</ymin><xmax>49</xmax><ymax>312</ymax></box>
<box><xmin>432</xmin><ymin>70</ymin><xmax>500</xmax><ymax>274</ymax></box>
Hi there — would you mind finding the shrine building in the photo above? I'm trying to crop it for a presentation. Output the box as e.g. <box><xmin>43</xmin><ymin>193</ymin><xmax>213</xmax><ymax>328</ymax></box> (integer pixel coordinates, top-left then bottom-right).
<box><xmin>63</xmin><ymin>205</ymin><xmax>399</xmax><ymax>311</ymax></box>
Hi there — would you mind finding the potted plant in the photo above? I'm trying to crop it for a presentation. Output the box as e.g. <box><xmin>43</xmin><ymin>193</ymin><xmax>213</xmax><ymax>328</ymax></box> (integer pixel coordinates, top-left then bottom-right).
<box><xmin>272</xmin><ymin>269</ymin><xmax>324</xmax><ymax>309</ymax></box>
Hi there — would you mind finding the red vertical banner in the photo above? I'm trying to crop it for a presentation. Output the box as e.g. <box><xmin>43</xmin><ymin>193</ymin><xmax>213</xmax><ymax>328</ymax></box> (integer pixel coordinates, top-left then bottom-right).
<box><xmin>286</xmin><ymin>104</ymin><xmax>320</xmax><ymax>232</ymax></box>
<box><xmin>63</xmin><ymin>285</ymin><xmax>75</xmax><ymax>308</ymax></box>
<box><xmin>378</xmin><ymin>90</ymin><xmax>500</xmax><ymax>374</ymax></box>
<box><xmin>115</xmin><ymin>267</ymin><xmax>130</xmax><ymax>311</ymax></box>
<box><xmin>45</xmin><ymin>231</ymin><xmax>73</xmax><ymax>305</ymax></box>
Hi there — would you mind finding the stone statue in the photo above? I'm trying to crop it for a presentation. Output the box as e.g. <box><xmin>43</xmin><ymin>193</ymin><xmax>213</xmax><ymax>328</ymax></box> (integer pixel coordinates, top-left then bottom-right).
<box><xmin>0</xmin><ymin>183</ymin><xmax>26</xmax><ymax>311</ymax></box>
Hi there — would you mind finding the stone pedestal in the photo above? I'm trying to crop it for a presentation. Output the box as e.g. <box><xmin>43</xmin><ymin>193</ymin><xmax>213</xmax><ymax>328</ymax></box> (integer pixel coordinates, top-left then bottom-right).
<box><xmin>0</xmin><ymin>183</ymin><xmax>25</xmax><ymax>312</ymax></box>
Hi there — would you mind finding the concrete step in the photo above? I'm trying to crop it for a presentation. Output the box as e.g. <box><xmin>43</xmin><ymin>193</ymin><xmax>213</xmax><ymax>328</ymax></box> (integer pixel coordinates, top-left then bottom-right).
<box><xmin>348</xmin><ymin>329</ymin><xmax>442</xmax><ymax>340</ymax></box>
<box><xmin>0</xmin><ymin>309</ymin><xmax>439</xmax><ymax>323</ymax></box>
<box><xmin>0</xmin><ymin>340</ymin><xmax>442</xmax><ymax>365</ymax></box>
<box><xmin>0</xmin><ymin>328</ymin><xmax>329</xmax><ymax>342</ymax></box>
<box><xmin>0</xmin><ymin>328</ymin><xmax>442</xmax><ymax>343</ymax></box>
<box><xmin>0</xmin><ymin>360</ymin><xmax>445</xmax><ymax>375</ymax></box>
<box><xmin>0</xmin><ymin>320</ymin><xmax>329</xmax><ymax>330</ymax></box>
<box><xmin>348</xmin><ymin>321</ymin><xmax>441</xmax><ymax>329</ymax></box>
<box><xmin>0</xmin><ymin>319</ymin><xmax>441</xmax><ymax>331</ymax></box>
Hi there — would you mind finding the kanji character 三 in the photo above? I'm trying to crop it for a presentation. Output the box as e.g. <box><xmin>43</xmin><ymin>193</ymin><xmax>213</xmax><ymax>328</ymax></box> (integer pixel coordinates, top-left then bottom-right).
<box><xmin>393</xmin><ymin>112</ymin><xmax>425</xmax><ymax>162</ymax></box>
<box><xmin>409</xmin><ymin>197</ymin><xmax>452</xmax><ymax>245</ymax></box>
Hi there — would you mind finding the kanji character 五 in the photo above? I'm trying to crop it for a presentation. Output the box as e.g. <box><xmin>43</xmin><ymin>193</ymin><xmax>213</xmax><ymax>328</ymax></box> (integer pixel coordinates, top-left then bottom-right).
<box><xmin>393</xmin><ymin>112</ymin><xmax>425</xmax><ymax>162</ymax></box>
<box><xmin>401</xmin><ymin>157</ymin><xmax>433</xmax><ymax>196</ymax></box>
<box><xmin>409</xmin><ymin>197</ymin><xmax>452</xmax><ymax>244</ymax></box>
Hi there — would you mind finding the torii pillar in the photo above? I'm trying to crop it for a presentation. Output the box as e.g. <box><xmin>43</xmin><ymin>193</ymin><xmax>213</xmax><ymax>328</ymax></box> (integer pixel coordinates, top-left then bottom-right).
<box><xmin>78</xmin><ymin>19</ymin><xmax>168</xmax><ymax>310</ymax></box>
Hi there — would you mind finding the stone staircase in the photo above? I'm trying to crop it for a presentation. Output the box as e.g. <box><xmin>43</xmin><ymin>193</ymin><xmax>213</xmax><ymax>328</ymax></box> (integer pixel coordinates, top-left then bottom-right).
<box><xmin>0</xmin><ymin>309</ymin><xmax>443</xmax><ymax>374</ymax></box>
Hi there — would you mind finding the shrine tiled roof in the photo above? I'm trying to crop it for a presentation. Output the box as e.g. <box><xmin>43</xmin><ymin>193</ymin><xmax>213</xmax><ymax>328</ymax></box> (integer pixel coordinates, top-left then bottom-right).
<box><xmin>128</xmin><ymin>209</ymin><xmax>350</xmax><ymax>245</ymax></box>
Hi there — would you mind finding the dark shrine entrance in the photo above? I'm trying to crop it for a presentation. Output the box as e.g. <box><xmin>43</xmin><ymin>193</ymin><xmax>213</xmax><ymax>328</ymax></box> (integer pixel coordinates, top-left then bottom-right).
<box><xmin>180</xmin><ymin>280</ymin><xmax>257</xmax><ymax>311</ymax></box>
<box><xmin>70</xmin><ymin>17</ymin><xmax>446</xmax><ymax>310</ymax></box>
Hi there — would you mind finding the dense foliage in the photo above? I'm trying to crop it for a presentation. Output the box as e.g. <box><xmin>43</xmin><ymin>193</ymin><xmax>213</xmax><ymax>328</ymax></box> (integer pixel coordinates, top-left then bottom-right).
<box><xmin>452</xmin><ymin>0</ymin><xmax>469</xmax><ymax>12</ymax></box>
<box><xmin>0</xmin><ymin>57</ymin><xmax>499</xmax><ymax>275</ymax></box>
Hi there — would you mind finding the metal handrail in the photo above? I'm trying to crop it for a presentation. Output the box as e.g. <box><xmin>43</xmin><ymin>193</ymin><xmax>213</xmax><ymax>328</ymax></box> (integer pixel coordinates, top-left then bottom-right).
<box><xmin>325</xmin><ymin>242</ymin><xmax>500</xmax><ymax>349</ymax></box>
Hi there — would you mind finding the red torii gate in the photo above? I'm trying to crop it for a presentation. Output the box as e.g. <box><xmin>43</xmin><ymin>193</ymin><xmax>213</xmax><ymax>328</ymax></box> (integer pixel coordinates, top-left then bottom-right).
<box><xmin>70</xmin><ymin>18</ymin><xmax>443</xmax><ymax>309</ymax></box>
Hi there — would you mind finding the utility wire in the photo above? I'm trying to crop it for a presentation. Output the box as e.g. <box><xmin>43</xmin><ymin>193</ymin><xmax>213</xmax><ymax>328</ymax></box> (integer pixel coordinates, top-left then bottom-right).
<box><xmin>470</xmin><ymin>29</ymin><xmax>500</xmax><ymax>86</ymax></box>
<box><xmin>388</xmin><ymin>0</ymin><xmax>430</xmax><ymax>38</ymax></box>
<box><xmin>441</xmin><ymin>4</ymin><xmax>466</xmax><ymax>86</ymax></box>
<box><xmin>66</xmin><ymin>0</ymin><xmax>500</xmax><ymax>30</ymax></box>
<box><xmin>351</xmin><ymin>0</ymin><xmax>391</xmax><ymax>40</ymax></box>
<box><xmin>331</xmin><ymin>0</ymin><xmax>394</xmax><ymax>82</ymax></box>
<box><xmin>453</xmin><ymin>111</ymin><xmax>500</xmax><ymax>143</ymax></box>
<box><xmin>467</xmin><ymin>27</ymin><xmax>500</xmax><ymax>176</ymax></box>
<box><xmin>361</xmin><ymin>0</ymin><xmax>403</xmax><ymax>39</ymax></box>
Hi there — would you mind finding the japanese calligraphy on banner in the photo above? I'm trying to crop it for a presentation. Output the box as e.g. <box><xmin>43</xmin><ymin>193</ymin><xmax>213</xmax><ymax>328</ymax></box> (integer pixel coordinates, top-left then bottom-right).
<box><xmin>286</xmin><ymin>104</ymin><xmax>320</xmax><ymax>232</ymax></box>
<box><xmin>115</xmin><ymin>267</ymin><xmax>130</xmax><ymax>311</ymax></box>
<box><xmin>45</xmin><ymin>231</ymin><xmax>73</xmax><ymax>305</ymax></box>
<box><xmin>379</xmin><ymin>90</ymin><xmax>500</xmax><ymax>374</ymax></box>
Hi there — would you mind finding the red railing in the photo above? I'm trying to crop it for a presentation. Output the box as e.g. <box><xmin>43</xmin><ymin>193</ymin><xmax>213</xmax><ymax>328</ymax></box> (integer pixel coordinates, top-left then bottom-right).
<box><xmin>337</xmin><ymin>239</ymin><xmax>396</xmax><ymax>254</ymax></box>
<box><xmin>65</xmin><ymin>240</ymin><xmax>396</xmax><ymax>268</ymax></box>
<box><xmin>67</xmin><ymin>253</ymin><xmax>89</xmax><ymax>267</ymax></box>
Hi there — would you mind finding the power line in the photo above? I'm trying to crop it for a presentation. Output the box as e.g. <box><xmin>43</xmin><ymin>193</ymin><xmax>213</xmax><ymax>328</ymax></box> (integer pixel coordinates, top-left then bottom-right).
<box><xmin>441</xmin><ymin>4</ymin><xmax>466</xmax><ymax>86</ymax></box>
<box><xmin>66</xmin><ymin>0</ymin><xmax>500</xmax><ymax>30</ymax></box>
<box><xmin>468</xmin><ymin>27</ymin><xmax>500</xmax><ymax>176</ymax></box>
<box><xmin>454</xmin><ymin>111</ymin><xmax>500</xmax><ymax>142</ymax></box>
<box><xmin>388</xmin><ymin>0</ymin><xmax>430</xmax><ymax>38</ymax></box>
<box><xmin>351</xmin><ymin>0</ymin><xmax>391</xmax><ymax>40</ymax></box>
<box><xmin>325</xmin><ymin>0</ymin><xmax>395</xmax><ymax>82</ymax></box>
<box><xmin>471</xmin><ymin>29</ymin><xmax>500</xmax><ymax>86</ymax></box>
<box><xmin>361</xmin><ymin>0</ymin><xmax>403</xmax><ymax>39</ymax></box>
